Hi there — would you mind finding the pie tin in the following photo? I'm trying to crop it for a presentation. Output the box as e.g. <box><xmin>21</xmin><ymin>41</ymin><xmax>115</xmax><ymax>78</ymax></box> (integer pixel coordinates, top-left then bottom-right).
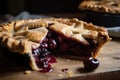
<box><xmin>82</xmin><ymin>11</ymin><xmax>120</xmax><ymax>27</ymax></box>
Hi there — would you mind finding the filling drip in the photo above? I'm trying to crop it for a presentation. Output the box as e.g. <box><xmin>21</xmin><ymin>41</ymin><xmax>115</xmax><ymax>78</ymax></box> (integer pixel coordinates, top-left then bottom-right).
<box><xmin>32</xmin><ymin>30</ymin><xmax>98</xmax><ymax>72</ymax></box>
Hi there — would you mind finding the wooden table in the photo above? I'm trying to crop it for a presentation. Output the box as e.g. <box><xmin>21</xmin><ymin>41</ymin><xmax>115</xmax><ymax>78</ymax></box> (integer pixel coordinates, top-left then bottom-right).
<box><xmin>0</xmin><ymin>38</ymin><xmax>120</xmax><ymax>80</ymax></box>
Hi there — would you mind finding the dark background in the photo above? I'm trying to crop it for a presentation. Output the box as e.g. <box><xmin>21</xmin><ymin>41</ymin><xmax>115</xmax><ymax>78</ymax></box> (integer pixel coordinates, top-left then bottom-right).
<box><xmin>0</xmin><ymin>0</ymin><xmax>82</xmax><ymax>15</ymax></box>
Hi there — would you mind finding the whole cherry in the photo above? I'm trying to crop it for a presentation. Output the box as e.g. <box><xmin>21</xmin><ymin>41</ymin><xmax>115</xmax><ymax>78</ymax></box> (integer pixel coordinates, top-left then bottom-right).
<box><xmin>83</xmin><ymin>57</ymin><xmax>99</xmax><ymax>71</ymax></box>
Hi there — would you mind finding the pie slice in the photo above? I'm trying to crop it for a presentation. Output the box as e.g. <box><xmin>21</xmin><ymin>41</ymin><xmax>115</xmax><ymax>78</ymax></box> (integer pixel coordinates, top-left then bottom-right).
<box><xmin>0</xmin><ymin>18</ymin><xmax>111</xmax><ymax>72</ymax></box>
<box><xmin>79</xmin><ymin>0</ymin><xmax>120</xmax><ymax>14</ymax></box>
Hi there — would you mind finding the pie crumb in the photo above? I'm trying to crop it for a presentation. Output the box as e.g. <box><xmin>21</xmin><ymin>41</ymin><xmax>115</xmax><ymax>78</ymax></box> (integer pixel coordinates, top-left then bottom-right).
<box><xmin>24</xmin><ymin>70</ymin><xmax>32</xmax><ymax>74</ymax></box>
<box><xmin>66</xmin><ymin>59</ymin><xmax>70</xmax><ymax>62</ymax></box>
<box><xmin>58</xmin><ymin>74</ymin><xmax>63</xmax><ymax>77</ymax></box>
<box><xmin>66</xmin><ymin>70</ymin><xmax>74</xmax><ymax>77</ymax></box>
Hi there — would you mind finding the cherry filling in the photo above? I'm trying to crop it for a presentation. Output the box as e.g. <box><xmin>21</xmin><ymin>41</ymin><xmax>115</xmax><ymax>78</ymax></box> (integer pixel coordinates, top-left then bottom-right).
<box><xmin>32</xmin><ymin>30</ymin><xmax>58</xmax><ymax>72</ymax></box>
<box><xmin>32</xmin><ymin>30</ymin><xmax>98</xmax><ymax>72</ymax></box>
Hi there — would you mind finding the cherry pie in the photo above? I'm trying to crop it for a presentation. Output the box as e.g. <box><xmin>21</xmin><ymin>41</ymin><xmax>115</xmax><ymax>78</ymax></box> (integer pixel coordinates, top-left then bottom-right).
<box><xmin>79</xmin><ymin>0</ymin><xmax>120</xmax><ymax>14</ymax></box>
<box><xmin>0</xmin><ymin>18</ymin><xmax>110</xmax><ymax>72</ymax></box>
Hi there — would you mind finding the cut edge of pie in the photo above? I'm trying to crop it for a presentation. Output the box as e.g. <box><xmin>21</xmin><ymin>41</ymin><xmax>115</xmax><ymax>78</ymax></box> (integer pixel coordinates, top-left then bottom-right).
<box><xmin>0</xmin><ymin>18</ymin><xmax>111</xmax><ymax>71</ymax></box>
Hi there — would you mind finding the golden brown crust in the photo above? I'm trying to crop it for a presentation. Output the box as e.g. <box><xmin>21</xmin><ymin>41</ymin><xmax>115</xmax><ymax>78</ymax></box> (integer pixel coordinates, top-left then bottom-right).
<box><xmin>0</xmin><ymin>18</ymin><xmax>111</xmax><ymax>71</ymax></box>
<box><xmin>79</xmin><ymin>0</ymin><xmax>120</xmax><ymax>14</ymax></box>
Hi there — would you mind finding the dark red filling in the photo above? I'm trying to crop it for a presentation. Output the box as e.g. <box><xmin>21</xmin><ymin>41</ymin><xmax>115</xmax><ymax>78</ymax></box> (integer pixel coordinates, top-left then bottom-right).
<box><xmin>32</xmin><ymin>30</ymin><xmax>58</xmax><ymax>72</ymax></box>
<box><xmin>32</xmin><ymin>30</ymin><xmax>98</xmax><ymax>72</ymax></box>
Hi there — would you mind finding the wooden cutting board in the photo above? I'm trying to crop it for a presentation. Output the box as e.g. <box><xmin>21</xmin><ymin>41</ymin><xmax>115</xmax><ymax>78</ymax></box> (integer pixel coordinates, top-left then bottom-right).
<box><xmin>0</xmin><ymin>38</ymin><xmax>120</xmax><ymax>80</ymax></box>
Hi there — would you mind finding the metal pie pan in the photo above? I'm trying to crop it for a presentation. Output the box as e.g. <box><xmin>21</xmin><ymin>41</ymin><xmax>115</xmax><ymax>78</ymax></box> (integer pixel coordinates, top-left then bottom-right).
<box><xmin>83</xmin><ymin>11</ymin><xmax>120</xmax><ymax>27</ymax></box>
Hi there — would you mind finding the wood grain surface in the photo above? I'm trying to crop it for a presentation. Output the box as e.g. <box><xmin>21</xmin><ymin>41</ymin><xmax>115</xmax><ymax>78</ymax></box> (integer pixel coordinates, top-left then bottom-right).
<box><xmin>0</xmin><ymin>38</ymin><xmax>120</xmax><ymax>80</ymax></box>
